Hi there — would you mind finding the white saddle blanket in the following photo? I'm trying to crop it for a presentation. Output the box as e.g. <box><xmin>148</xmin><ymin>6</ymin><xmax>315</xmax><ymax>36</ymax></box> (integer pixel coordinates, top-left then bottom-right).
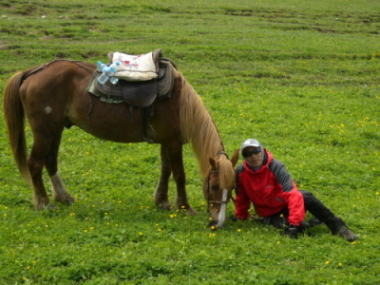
<box><xmin>111</xmin><ymin>51</ymin><xmax>158</xmax><ymax>81</ymax></box>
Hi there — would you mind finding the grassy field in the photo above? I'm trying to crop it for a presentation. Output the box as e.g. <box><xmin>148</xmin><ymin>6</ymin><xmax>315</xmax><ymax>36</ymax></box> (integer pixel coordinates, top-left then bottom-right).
<box><xmin>0</xmin><ymin>0</ymin><xmax>379</xmax><ymax>284</ymax></box>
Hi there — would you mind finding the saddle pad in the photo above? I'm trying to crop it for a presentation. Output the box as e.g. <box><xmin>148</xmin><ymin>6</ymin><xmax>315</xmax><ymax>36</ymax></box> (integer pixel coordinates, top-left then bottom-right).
<box><xmin>112</xmin><ymin>52</ymin><xmax>158</xmax><ymax>81</ymax></box>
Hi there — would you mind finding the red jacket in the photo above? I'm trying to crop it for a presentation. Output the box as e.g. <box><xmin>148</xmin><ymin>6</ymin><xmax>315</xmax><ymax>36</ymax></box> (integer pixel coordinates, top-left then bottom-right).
<box><xmin>235</xmin><ymin>149</ymin><xmax>305</xmax><ymax>226</ymax></box>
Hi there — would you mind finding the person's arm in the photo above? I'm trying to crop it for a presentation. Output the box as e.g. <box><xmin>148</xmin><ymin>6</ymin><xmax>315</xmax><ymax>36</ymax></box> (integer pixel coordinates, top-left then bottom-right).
<box><xmin>235</xmin><ymin>186</ymin><xmax>251</xmax><ymax>220</ymax></box>
<box><xmin>269</xmin><ymin>160</ymin><xmax>305</xmax><ymax>226</ymax></box>
<box><xmin>283</xmin><ymin>186</ymin><xmax>305</xmax><ymax>226</ymax></box>
<box><xmin>234</xmin><ymin>166</ymin><xmax>251</xmax><ymax>220</ymax></box>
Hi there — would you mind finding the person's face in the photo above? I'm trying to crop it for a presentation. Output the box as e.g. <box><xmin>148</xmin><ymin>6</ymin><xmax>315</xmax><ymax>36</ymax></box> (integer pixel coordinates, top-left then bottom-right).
<box><xmin>242</xmin><ymin>147</ymin><xmax>263</xmax><ymax>168</ymax></box>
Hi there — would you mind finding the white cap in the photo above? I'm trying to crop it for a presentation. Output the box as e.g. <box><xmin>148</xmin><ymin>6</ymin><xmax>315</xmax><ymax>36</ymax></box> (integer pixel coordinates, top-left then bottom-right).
<box><xmin>240</xmin><ymin>138</ymin><xmax>262</xmax><ymax>155</ymax></box>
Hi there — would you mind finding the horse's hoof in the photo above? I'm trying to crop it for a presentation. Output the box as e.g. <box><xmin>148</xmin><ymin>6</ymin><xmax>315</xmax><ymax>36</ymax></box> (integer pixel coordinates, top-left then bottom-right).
<box><xmin>34</xmin><ymin>198</ymin><xmax>50</xmax><ymax>211</ymax></box>
<box><xmin>63</xmin><ymin>195</ymin><xmax>75</xmax><ymax>205</ymax></box>
<box><xmin>186</xmin><ymin>208</ymin><xmax>198</xmax><ymax>216</ymax></box>
<box><xmin>160</xmin><ymin>201</ymin><xmax>172</xmax><ymax>211</ymax></box>
<box><xmin>47</xmin><ymin>204</ymin><xmax>57</xmax><ymax>210</ymax></box>
<box><xmin>54</xmin><ymin>194</ymin><xmax>75</xmax><ymax>205</ymax></box>
<box><xmin>35</xmin><ymin>203</ymin><xmax>56</xmax><ymax>211</ymax></box>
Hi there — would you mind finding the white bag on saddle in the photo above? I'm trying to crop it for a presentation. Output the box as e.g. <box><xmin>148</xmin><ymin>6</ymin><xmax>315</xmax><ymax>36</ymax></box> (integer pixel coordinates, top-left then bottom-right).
<box><xmin>110</xmin><ymin>51</ymin><xmax>158</xmax><ymax>81</ymax></box>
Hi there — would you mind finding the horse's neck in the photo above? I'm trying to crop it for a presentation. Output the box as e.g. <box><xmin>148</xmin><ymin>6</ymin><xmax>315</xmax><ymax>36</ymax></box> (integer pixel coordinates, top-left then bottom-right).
<box><xmin>178</xmin><ymin>74</ymin><xmax>225</xmax><ymax>178</ymax></box>
<box><xmin>195</xmin><ymin>125</ymin><xmax>225</xmax><ymax>178</ymax></box>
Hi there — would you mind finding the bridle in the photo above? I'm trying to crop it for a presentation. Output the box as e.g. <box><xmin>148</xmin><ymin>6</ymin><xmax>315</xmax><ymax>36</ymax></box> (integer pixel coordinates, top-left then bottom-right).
<box><xmin>205</xmin><ymin>151</ymin><xmax>237</xmax><ymax>228</ymax></box>
<box><xmin>206</xmin><ymin>150</ymin><xmax>232</xmax><ymax>208</ymax></box>
<box><xmin>207</xmin><ymin>169</ymin><xmax>231</xmax><ymax>206</ymax></box>
<box><xmin>206</xmin><ymin>168</ymin><xmax>232</xmax><ymax>228</ymax></box>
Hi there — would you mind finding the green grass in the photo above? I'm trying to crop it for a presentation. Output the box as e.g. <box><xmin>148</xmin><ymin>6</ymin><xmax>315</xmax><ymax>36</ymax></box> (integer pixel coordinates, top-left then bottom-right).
<box><xmin>0</xmin><ymin>0</ymin><xmax>379</xmax><ymax>284</ymax></box>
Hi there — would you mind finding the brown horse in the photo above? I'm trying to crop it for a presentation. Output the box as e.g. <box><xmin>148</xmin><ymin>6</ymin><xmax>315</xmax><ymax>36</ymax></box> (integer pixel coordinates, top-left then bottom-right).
<box><xmin>3</xmin><ymin>59</ymin><xmax>239</xmax><ymax>228</ymax></box>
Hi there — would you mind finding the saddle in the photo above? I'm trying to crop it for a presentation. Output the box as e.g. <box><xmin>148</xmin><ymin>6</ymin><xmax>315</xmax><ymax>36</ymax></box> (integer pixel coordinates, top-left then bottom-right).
<box><xmin>87</xmin><ymin>50</ymin><xmax>177</xmax><ymax>142</ymax></box>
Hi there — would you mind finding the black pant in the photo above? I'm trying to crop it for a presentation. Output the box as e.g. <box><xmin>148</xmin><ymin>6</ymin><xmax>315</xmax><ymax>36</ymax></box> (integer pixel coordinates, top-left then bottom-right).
<box><xmin>264</xmin><ymin>190</ymin><xmax>346</xmax><ymax>234</ymax></box>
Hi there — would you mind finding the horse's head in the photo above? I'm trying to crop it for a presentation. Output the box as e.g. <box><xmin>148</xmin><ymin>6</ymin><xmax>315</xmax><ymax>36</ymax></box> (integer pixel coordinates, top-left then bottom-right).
<box><xmin>204</xmin><ymin>149</ymin><xmax>239</xmax><ymax>229</ymax></box>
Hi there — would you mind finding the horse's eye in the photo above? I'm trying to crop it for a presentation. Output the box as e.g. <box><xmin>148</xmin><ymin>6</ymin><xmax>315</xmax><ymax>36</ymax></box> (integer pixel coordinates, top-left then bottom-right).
<box><xmin>211</xmin><ymin>185</ymin><xmax>219</xmax><ymax>191</ymax></box>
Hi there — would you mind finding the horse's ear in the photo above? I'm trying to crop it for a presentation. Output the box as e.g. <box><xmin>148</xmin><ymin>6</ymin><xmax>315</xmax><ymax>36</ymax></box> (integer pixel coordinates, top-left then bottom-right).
<box><xmin>230</xmin><ymin>149</ymin><xmax>240</xmax><ymax>167</ymax></box>
<box><xmin>209</xmin><ymin>157</ymin><xmax>217</xmax><ymax>169</ymax></box>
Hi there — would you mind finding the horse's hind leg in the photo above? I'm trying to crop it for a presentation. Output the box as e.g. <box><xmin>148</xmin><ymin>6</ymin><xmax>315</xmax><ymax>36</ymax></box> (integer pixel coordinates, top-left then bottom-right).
<box><xmin>27</xmin><ymin>136</ymin><xmax>54</xmax><ymax>210</ymax></box>
<box><xmin>45</xmin><ymin>130</ymin><xmax>75</xmax><ymax>205</ymax></box>
<box><xmin>154</xmin><ymin>145</ymin><xmax>172</xmax><ymax>210</ymax></box>
<box><xmin>28</xmin><ymin>128</ymin><xmax>74</xmax><ymax>210</ymax></box>
<box><xmin>50</xmin><ymin>173</ymin><xmax>75</xmax><ymax>205</ymax></box>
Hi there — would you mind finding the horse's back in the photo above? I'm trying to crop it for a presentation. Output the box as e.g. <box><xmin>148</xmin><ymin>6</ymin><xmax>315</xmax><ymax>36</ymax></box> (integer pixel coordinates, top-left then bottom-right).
<box><xmin>20</xmin><ymin>61</ymin><xmax>95</xmax><ymax>96</ymax></box>
<box><xmin>18</xmin><ymin>61</ymin><xmax>95</xmax><ymax>130</ymax></box>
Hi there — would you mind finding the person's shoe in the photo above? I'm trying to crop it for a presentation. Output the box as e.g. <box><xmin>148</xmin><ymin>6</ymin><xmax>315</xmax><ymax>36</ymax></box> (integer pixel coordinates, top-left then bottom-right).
<box><xmin>339</xmin><ymin>227</ymin><xmax>358</xmax><ymax>242</ymax></box>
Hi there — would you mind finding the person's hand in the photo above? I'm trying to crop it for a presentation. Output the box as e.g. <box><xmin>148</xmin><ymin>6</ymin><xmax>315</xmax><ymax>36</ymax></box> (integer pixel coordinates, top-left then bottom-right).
<box><xmin>228</xmin><ymin>214</ymin><xmax>255</xmax><ymax>222</ymax></box>
<box><xmin>229</xmin><ymin>214</ymin><xmax>253</xmax><ymax>222</ymax></box>
<box><xmin>285</xmin><ymin>224</ymin><xmax>299</xmax><ymax>239</ymax></box>
<box><xmin>229</xmin><ymin>215</ymin><xmax>238</xmax><ymax>222</ymax></box>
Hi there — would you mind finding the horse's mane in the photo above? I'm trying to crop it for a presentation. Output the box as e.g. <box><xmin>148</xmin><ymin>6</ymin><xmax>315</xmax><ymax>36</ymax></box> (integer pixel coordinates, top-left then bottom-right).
<box><xmin>176</xmin><ymin>71</ymin><xmax>235</xmax><ymax>189</ymax></box>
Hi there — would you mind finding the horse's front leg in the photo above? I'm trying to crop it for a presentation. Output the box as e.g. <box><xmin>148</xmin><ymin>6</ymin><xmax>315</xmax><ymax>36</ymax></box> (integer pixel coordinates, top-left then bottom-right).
<box><xmin>154</xmin><ymin>144</ymin><xmax>172</xmax><ymax>210</ymax></box>
<box><xmin>164</xmin><ymin>142</ymin><xmax>197</xmax><ymax>215</ymax></box>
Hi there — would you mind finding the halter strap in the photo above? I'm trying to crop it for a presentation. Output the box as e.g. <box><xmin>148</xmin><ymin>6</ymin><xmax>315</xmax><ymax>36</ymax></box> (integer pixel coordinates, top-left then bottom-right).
<box><xmin>217</xmin><ymin>150</ymin><xmax>229</xmax><ymax>159</ymax></box>
<box><xmin>206</xmin><ymin>171</ymin><xmax>231</xmax><ymax>206</ymax></box>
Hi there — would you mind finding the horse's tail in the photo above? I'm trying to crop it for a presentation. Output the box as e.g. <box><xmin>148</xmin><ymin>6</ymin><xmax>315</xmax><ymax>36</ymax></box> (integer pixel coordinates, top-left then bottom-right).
<box><xmin>3</xmin><ymin>71</ymin><xmax>31</xmax><ymax>184</ymax></box>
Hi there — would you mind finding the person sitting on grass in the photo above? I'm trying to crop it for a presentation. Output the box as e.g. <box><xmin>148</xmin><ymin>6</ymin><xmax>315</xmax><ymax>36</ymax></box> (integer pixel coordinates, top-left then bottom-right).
<box><xmin>232</xmin><ymin>138</ymin><xmax>358</xmax><ymax>242</ymax></box>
